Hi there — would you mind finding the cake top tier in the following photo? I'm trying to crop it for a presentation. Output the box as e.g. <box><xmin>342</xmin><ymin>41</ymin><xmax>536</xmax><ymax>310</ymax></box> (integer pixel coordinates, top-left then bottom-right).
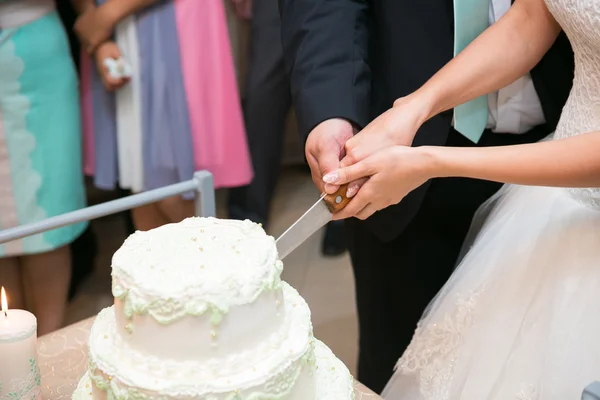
<box><xmin>111</xmin><ymin>218</ymin><xmax>282</xmax><ymax>321</ymax></box>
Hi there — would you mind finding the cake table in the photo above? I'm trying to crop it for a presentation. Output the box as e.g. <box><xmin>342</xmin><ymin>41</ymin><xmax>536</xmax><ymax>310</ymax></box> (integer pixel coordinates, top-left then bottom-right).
<box><xmin>37</xmin><ymin>318</ymin><xmax>381</xmax><ymax>400</ymax></box>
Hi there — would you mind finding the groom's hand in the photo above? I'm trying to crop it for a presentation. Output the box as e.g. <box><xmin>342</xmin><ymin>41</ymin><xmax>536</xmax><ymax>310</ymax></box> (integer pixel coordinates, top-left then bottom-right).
<box><xmin>305</xmin><ymin>119</ymin><xmax>356</xmax><ymax>194</ymax></box>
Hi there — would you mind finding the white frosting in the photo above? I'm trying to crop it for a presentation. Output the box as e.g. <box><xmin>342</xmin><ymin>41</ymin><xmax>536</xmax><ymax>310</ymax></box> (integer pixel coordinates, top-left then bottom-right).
<box><xmin>76</xmin><ymin>340</ymin><xmax>354</xmax><ymax>400</ymax></box>
<box><xmin>73</xmin><ymin>372</ymin><xmax>93</xmax><ymax>400</ymax></box>
<box><xmin>70</xmin><ymin>217</ymin><xmax>355</xmax><ymax>400</ymax></box>
<box><xmin>113</xmin><ymin>288</ymin><xmax>285</xmax><ymax>362</ymax></box>
<box><xmin>312</xmin><ymin>341</ymin><xmax>356</xmax><ymax>400</ymax></box>
<box><xmin>112</xmin><ymin>218</ymin><xmax>280</xmax><ymax>311</ymax></box>
<box><xmin>89</xmin><ymin>284</ymin><xmax>315</xmax><ymax>399</ymax></box>
<box><xmin>111</xmin><ymin>218</ymin><xmax>286</xmax><ymax>361</ymax></box>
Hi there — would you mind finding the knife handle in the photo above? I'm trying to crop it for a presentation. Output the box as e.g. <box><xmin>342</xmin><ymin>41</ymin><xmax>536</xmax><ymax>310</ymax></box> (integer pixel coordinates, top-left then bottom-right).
<box><xmin>323</xmin><ymin>184</ymin><xmax>351</xmax><ymax>214</ymax></box>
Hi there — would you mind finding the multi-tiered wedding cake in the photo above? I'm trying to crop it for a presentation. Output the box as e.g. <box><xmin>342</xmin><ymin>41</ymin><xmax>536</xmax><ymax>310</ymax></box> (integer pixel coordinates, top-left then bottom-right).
<box><xmin>72</xmin><ymin>217</ymin><xmax>355</xmax><ymax>400</ymax></box>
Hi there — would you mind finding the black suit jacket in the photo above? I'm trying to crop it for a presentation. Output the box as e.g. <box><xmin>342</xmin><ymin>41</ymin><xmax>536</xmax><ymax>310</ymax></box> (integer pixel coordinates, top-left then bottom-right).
<box><xmin>280</xmin><ymin>0</ymin><xmax>574</xmax><ymax>242</ymax></box>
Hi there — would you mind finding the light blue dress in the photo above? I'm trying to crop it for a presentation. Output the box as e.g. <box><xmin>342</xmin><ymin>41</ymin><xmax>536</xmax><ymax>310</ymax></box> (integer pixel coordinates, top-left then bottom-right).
<box><xmin>0</xmin><ymin>3</ymin><xmax>87</xmax><ymax>256</ymax></box>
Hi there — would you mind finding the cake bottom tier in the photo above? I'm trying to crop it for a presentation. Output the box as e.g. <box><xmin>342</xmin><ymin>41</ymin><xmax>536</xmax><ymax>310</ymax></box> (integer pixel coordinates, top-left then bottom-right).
<box><xmin>74</xmin><ymin>339</ymin><xmax>355</xmax><ymax>400</ymax></box>
<box><xmin>83</xmin><ymin>283</ymin><xmax>354</xmax><ymax>400</ymax></box>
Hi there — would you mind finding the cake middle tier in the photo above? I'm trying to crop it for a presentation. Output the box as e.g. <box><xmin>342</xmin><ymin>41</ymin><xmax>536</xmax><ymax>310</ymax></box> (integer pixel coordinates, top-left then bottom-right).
<box><xmin>111</xmin><ymin>218</ymin><xmax>286</xmax><ymax>362</ymax></box>
<box><xmin>88</xmin><ymin>283</ymin><xmax>316</xmax><ymax>399</ymax></box>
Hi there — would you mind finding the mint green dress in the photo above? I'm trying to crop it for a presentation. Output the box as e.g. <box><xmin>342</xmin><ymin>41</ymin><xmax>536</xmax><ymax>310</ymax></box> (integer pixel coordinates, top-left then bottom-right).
<box><xmin>0</xmin><ymin>4</ymin><xmax>87</xmax><ymax>256</ymax></box>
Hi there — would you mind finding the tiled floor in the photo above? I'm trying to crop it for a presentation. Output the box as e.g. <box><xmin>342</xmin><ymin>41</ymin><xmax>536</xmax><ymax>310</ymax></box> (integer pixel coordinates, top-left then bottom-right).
<box><xmin>65</xmin><ymin>167</ymin><xmax>359</xmax><ymax>375</ymax></box>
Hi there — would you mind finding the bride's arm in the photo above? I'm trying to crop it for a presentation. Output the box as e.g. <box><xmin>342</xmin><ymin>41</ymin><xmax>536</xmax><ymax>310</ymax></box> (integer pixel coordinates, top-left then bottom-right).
<box><xmin>340</xmin><ymin>0</ymin><xmax>563</xmax><ymax>168</ymax></box>
<box><xmin>425</xmin><ymin>132</ymin><xmax>600</xmax><ymax>188</ymax></box>
<box><xmin>327</xmin><ymin>132</ymin><xmax>600</xmax><ymax>220</ymax></box>
<box><xmin>414</xmin><ymin>0</ymin><xmax>561</xmax><ymax>120</ymax></box>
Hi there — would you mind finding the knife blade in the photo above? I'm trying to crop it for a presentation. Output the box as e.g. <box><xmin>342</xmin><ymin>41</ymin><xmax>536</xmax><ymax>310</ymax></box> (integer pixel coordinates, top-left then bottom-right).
<box><xmin>276</xmin><ymin>184</ymin><xmax>351</xmax><ymax>259</ymax></box>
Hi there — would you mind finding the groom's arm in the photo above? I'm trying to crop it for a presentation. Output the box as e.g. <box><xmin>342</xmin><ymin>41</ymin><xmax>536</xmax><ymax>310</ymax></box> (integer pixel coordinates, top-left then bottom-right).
<box><xmin>279</xmin><ymin>0</ymin><xmax>371</xmax><ymax>140</ymax></box>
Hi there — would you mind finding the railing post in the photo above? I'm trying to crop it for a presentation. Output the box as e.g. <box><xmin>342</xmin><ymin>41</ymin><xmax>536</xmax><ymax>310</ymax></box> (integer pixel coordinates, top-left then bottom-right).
<box><xmin>583</xmin><ymin>382</ymin><xmax>600</xmax><ymax>400</ymax></box>
<box><xmin>193</xmin><ymin>170</ymin><xmax>216</xmax><ymax>217</ymax></box>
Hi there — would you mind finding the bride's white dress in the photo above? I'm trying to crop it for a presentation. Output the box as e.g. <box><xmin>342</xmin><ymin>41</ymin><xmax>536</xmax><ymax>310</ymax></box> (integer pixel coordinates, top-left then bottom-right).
<box><xmin>382</xmin><ymin>1</ymin><xmax>600</xmax><ymax>399</ymax></box>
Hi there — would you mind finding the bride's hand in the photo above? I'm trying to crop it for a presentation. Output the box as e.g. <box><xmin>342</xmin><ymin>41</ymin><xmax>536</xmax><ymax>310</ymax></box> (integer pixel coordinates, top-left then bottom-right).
<box><xmin>323</xmin><ymin>146</ymin><xmax>435</xmax><ymax>220</ymax></box>
<box><xmin>341</xmin><ymin>95</ymin><xmax>430</xmax><ymax>167</ymax></box>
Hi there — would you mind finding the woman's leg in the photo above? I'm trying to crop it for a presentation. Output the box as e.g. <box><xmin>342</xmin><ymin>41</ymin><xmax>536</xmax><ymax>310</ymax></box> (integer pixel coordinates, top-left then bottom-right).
<box><xmin>156</xmin><ymin>196</ymin><xmax>195</xmax><ymax>223</ymax></box>
<box><xmin>0</xmin><ymin>257</ymin><xmax>25</xmax><ymax>309</ymax></box>
<box><xmin>132</xmin><ymin>203</ymin><xmax>171</xmax><ymax>231</ymax></box>
<box><xmin>132</xmin><ymin>195</ymin><xmax>194</xmax><ymax>232</ymax></box>
<box><xmin>20</xmin><ymin>246</ymin><xmax>71</xmax><ymax>335</ymax></box>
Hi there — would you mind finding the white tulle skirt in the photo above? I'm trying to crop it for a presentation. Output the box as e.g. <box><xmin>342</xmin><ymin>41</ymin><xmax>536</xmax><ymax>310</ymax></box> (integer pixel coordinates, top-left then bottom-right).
<box><xmin>382</xmin><ymin>184</ymin><xmax>600</xmax><ymax>400</ymax></box>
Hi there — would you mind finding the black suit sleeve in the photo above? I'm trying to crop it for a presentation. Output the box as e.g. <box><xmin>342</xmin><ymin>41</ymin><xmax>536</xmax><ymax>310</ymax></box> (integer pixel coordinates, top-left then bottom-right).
<box><xmin>279</xmin><ymin>0</ymin><xmax>371</xmax><ymax>140</ymax></box>
<box><xmin>530</xmin><ymin>31</ymin><xmax>574</xmax><ymax>132</ymax></box>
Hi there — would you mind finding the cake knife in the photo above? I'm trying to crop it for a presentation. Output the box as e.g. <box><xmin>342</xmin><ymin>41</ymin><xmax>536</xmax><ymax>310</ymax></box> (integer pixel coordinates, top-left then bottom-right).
<box><xmin>276</xmin><ymin>184</ymin><xmax>351</xmax><ymax>259</ymax></box>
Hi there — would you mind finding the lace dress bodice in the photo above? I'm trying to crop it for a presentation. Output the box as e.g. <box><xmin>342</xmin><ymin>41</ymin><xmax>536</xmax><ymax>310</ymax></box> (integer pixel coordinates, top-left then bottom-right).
<box><xmin>545</xmin><ymin>0</ymin><xmax>600</xmax><ymax>208</ymax></box>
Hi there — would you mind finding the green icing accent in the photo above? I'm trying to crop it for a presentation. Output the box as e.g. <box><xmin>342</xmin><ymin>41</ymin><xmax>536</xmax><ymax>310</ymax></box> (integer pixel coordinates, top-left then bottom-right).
<box><xmin>210</xmin><ymin>309</ymin><xmax>224</xmax><ymax>326</ymax></box>
<box><xmin>113</xmin><ymin>279</ymin><xmax>211</xmax><ymax>324</ymax></box>
<box><xmin>112</xmin><ymin>272</ymin><xmax>281</xmax><ymax>326</ymax></box>
<box><xmin>269</xmin><ymin>280</ymin><xmax>282</xmax><ymax>291</ymax></box>
<box><xmin>89</xmin><ymin>361</ymin><xmax>111</xmax><ymax>393</ymax></box>
<box><xmin>111</xmin><ymin>280</ymin><xmax>127</xmax><ymax>299</ymax></box>
<box><xmin>112</xmin><ymin>385</ymin><xmax>148</xmax><ymax>400</ymax></box>
<box><xmin>91</xmin><ymin>374</ymin><xmax>109</xmax><ymax>392</ymax></box>
<box><xmin>87</xmin><ymin>347</ymin><xmax>313</xmax><ymax>400</ymax></box>
<box><xmin>301</xmin><ymin>343</ymin><xmax>317</xmax><ymax>367</ymax></box>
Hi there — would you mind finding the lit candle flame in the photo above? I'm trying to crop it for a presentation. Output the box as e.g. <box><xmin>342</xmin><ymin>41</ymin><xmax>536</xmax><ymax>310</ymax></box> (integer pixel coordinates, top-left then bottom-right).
<box><xmin>1</xmin><ymin>286</ymin><xmax>7</xmax><ymax>317</ymax></box>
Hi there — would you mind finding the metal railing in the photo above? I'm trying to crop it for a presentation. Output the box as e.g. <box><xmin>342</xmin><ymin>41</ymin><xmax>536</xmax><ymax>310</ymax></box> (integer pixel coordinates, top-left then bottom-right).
<box><xmin>0</xmin><ymin>170</ymin><xmax>215</xmax><ymax>244</ymax></box>
<box><xmin>584</xmin><ymin>382</ymin><xmax>600</xmax><ymax>399</ymax></box>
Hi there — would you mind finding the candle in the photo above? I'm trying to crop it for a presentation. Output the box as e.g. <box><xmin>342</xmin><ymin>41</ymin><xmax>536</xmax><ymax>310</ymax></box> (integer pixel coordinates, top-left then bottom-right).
<box><xmin>0</xmin><ymin>287</ymin><xmax>41</xmax><ymax>400</ymax></box>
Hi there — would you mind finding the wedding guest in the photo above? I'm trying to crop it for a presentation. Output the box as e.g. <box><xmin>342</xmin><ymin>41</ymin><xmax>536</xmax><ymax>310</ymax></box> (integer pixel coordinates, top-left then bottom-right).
<box><xmin>76</xmin><ymin>0</ymin><xmax>252</xmax><ymax>231</ymax></box>
<box><xmin>54</xmin><ymin>0</ymin><xmax>100</xmax><ymax>301</ymax></box>
<box><xmin>280</xmin><ymin>0</ymin><xmax>574</xmax><ymax>393</ymax></box>
<box><xmin>0</xmin><ymin>0</ymin><xmax>87</xmax><ymax>334</ymax></box>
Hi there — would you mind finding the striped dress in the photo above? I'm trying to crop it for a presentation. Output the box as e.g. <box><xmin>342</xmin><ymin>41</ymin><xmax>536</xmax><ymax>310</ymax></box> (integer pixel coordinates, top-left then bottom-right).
<box><xmin>0</xmin><ymin>0</ymin><xmax>86</xmax><ymax>256</ymax></box>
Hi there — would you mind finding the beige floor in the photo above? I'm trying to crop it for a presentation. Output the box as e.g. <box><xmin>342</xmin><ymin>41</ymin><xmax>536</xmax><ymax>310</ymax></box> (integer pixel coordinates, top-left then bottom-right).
<box><xmin>65</xmin><ymin>168</ymin><xmax>359</xmax><ymax>375</ymax></box>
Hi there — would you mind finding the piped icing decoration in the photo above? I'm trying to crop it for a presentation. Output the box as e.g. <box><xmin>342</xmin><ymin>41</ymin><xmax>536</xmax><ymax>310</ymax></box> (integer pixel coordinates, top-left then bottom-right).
<box><xmin>84</xmin><ymin>337</ymin><xmax>355</xmax><ymax>400</ymax></box>
<box><xmin>89</xmin><ymin>359</ymin><xmax>305</xmax><ymax>400</ymax></box>
<box><xmin>71</xmin><ymin>372</ymin><xmax>93</xmax><ymax>400</ymax></box>
<box><xmin>86</xmin><ymin>284</ymin><xmax>323</xmax><ymax>400</ymax></box>
<box><xmin>111</xmin><ymin>218</ymin><xmax>284</xmax><ymax>325</ymax></box>
<box><xmin>73</xmin><ymin>216</ymin><xmax>355</xmax><ymax>400</ymax></box>
<box><xmin>89</xmin><ymin>284</ymin><xmax>312</xmax><ymax>387</ymax></box>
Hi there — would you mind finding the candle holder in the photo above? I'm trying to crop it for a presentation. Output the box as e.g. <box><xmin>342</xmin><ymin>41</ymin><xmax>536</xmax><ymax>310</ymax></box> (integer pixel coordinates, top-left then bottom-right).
<box><xmin>0</xmin><ymin>288</ymin><xmax>41</xmax><ymax>400</ymax></box>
